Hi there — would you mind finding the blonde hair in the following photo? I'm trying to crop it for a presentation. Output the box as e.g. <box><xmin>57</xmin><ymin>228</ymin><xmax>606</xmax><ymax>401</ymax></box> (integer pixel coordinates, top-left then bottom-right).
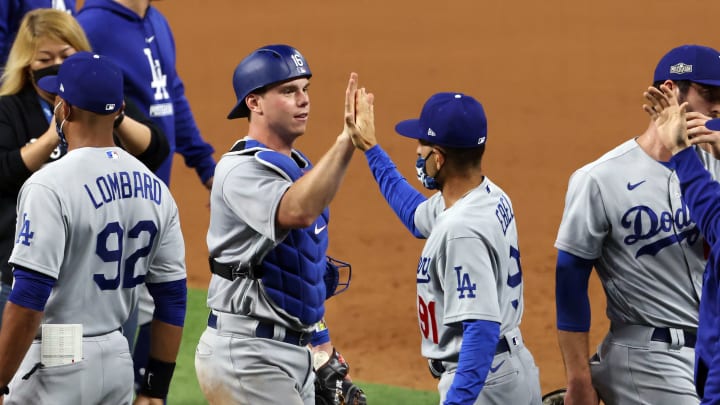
<box><xmin>0</xmin><ymin>9</ymin><xmax>91</xmax><ymax>96</ymax></box>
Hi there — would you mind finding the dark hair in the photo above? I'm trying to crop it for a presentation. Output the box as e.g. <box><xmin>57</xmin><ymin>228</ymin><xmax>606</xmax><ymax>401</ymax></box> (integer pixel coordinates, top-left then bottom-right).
<box><xmin>653</xmin><ymin>80</ymin><xmax>691</xmax><ymax>94</ymax></box>
<box><xmin>653</xmin><ymin>80</ymin><xmax>720</xmax><ymax>103</ymax></box>
<box><xmin>436</xmin><ymin>144</ymin><xmax>485</xmax><ymax>171</ymax></box>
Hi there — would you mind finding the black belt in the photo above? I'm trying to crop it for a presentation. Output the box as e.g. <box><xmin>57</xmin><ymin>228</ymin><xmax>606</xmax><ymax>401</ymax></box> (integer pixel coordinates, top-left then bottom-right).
<box><xmin>651</xmin><ymin>328</ymin><xmax>696</xmax><ymax>348</ymax></box>
<box><xmin>209</xmin><ymin>257</ymin><xmax>263</xmax><ymax>280</ymax></box>
<box><xmin>428</xmin><ymin>337</ymin><xmax>511</xmax><ymax>378</ymax></box>
<box><xmin>207</xmin><ymin>312</ymin><xmax>310</xmax><ymax>347</ymax></box>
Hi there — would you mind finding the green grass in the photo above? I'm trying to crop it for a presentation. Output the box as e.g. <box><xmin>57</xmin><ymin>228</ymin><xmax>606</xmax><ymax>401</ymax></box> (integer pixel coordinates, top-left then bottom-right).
<box><xmin>167</xmin><ymin>288</ymin><xmax>440</xmax><ymax>404</ymax></box>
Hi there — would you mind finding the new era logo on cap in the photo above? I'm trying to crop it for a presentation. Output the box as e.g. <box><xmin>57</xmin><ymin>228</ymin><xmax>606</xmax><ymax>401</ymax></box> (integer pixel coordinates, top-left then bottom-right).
<box><xmin>395</xmin><ymin>92</ymin><xmax>488</xmax><ymax>148</ymax></box>
<box><xmin>37</xmin><ymin>52</ymin><xmax>123</xmax><ymax>115</ymax></box>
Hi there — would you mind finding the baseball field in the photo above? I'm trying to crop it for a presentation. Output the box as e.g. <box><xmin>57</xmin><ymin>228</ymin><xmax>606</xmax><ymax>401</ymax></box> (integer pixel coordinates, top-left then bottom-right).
<box><xmin>142</xmin><ymin>0</ymin><xmax>720</xmax><ymax>401</ymax></box>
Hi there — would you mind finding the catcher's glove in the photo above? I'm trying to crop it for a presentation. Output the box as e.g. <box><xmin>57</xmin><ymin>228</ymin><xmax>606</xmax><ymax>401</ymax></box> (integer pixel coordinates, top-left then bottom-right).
<box><xmin>542</xmin><ymin>388</ymin><xmax>567</xmax><ymax>405</ymax></box>
<box><xmin>314</xmin><ymin>349</ymin><xmax>367</xmax><ymax>405</ymax></box>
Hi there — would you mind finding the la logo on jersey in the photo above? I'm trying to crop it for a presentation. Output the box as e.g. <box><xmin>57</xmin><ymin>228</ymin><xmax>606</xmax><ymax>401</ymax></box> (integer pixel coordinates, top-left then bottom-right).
<box><xmin>15</xmin><ymin>213</ymin><xmax>34</xmax><ymax>246</ymax></box>
<box><xmin>454</xmin><ymin>266</ymin><xmax>477</xmax><ymax>298</ymax></box>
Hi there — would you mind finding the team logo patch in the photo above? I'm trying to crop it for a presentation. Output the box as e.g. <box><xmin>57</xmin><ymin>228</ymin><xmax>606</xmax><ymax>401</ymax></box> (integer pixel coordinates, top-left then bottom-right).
<box><xmin>427</xmin><ymin>128</ymin><xmax>436</xmax><ymax>137</ymax></box>
<box><xmin>16</xmin><ymin>213</ymin><xmax>34</xmax><ymax>246</ymax></box>
<box><xmin>669</xmin><ymin>63</ymin><xmax>693</xmax><ymax>75</ymax></box>
<box><xmin>454</xmin><ymin>266</ymin><xmax>477</xmax><ymax>298</ymax></box>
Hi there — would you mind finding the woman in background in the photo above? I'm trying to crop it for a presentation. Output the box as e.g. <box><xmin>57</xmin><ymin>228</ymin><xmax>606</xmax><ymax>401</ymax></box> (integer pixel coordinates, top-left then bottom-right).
<box><xmin>0</xmin><ymin>8</ymin><xmax>169</xmax><ymax>328</ymax></box>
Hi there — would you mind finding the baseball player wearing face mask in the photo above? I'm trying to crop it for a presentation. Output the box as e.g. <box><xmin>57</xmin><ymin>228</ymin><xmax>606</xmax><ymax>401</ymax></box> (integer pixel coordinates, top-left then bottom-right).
<box><xmin>555</xmin><ymin>45</ymin><xmax>720</xmax><ymax>405</ymax></box>
<box><xmin>77</xmin><ymin>0</ymin><xmax>216</xmax><ymax>392</ymax></box>
<box><xmin>348</xmin><ymin>92</ymin><xmax>541</xmax><ymax>404</ymax></box>
<box><xmin>0</xmin><ymin>52</ymin><xmax>187</xmax><ymax>405</ymax></box>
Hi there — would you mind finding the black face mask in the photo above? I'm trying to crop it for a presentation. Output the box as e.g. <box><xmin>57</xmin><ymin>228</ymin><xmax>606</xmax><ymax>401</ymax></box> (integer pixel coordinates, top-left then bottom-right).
<box><xmin>31</xmin><ymin>64</ymin><xmax>61</xmax><ymax>86</ymax></box>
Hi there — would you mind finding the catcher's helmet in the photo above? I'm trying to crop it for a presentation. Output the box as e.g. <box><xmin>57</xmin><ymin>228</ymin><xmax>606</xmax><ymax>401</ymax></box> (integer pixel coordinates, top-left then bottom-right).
<box><xmin>227</xmin><ymin>44</ymin><xmax>312</xmax><ymax>119</ymax></box>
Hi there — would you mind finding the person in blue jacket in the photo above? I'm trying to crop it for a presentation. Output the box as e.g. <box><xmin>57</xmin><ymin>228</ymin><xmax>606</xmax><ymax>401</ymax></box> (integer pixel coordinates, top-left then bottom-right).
<box><xmin>645</xmin><ymin>83</ymin><xmax>720</xmax><ymax>405</ymax></box>
<box><xmin>77</xmin><ymin>0</ymin><xmax>215</xmax><ymax>186</ymax></box>
<box><xmin>0</xmin><ymin>1</ymin><xmax>75</xmax><ymax>68</ymax></box>
<box><xmin>76</xmin><ymin>0</ymin><xmax>217</xmax><ymax>395</ymax></box>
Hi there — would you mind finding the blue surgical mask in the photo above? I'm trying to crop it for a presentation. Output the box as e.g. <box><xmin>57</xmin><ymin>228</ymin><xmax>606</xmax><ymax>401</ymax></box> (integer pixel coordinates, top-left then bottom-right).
<box><xmin>54</xmin><ymin>101</ymin><xmax>68</xmax><ymax>152</ymax></box>
<box><xmin>415</xmin><ymin>150</ymin><xmax>439</xmax><ymax>190</ymax></box>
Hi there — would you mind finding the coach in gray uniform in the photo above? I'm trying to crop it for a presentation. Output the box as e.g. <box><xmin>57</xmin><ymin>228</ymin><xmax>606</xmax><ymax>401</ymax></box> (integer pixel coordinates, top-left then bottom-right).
<box><xmin>0</xmin><ymin>51</ymin><xmax>187</xmax><ymax>404</ymax></box>
<box><xmin>555</xmin><ymin>44</ymin><xmax>720</xmax><ymax>404</ymax></box>
<box><xmin>349</xmin><ymin>92</ymin><xmax>541</xmax><ymax>404</ymax></box>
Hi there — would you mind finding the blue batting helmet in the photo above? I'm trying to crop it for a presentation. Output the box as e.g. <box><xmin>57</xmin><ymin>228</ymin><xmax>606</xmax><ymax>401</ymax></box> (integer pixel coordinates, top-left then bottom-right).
<box><xmin>227</xmin><ymin>44</ymin><xmax>312</xmax><ymax>119</ymax></box>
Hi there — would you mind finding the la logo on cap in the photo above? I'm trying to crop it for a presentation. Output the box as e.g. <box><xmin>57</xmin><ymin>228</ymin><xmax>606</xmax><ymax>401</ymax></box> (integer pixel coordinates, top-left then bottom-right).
<box><xmin>59</xmin><ymin>83</ymin><xmax>64</xmax><ymax>92</ymax></box>
<box><xmin>427</xmin><ymin>128</ymin><xmax>436</xmax><ymax>136</ymax></box>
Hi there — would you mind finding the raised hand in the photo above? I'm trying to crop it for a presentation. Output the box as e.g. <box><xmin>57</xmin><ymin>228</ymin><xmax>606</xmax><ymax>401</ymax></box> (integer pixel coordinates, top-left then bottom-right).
<box><xmin>340</xmin><ymin>73</ymin><xmax>376</xmax><ymax>151</ymax></box>
<box><xmin>350</xmin><ymin>85</ymin><xmax>376</xmax><ymax>151</ymax></box>
<box><xmin>643</xmin><ymin>84</ymin><xmax>690</xmax><ymax>155</ymax></box>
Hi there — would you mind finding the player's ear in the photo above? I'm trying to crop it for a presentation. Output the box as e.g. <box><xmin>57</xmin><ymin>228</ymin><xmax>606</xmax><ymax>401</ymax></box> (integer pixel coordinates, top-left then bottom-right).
<box><xmin>663</xmin><ymin>80</ymin><xmax>680</xmax><ymax>96</ymax></box>
<box><xmin>246</xmin><ymin>94</ymin><xmax>261</xmax><ymax>115</ymax></box>
<box><xmin>433</xmin><ymin>147</ymin><xmax>446</xmax><ymax>169</ymax></box>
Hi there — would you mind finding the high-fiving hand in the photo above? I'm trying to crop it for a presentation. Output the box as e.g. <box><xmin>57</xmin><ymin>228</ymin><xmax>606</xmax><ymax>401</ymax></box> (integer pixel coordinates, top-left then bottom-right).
<box><xmin>643</xmin><ymin>84</ymin><xmax>690</xmax><ymax>155</ymax></box>
<box><xmin>341</xmin><ymin>73</ymin><xmax>376</xmax><ymax>151</ymax></box>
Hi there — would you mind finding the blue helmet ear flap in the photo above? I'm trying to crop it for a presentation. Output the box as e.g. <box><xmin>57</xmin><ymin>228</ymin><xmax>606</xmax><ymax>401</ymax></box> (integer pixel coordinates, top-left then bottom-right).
<box><xmin>227</xmin><ymin>44</ymin><xmax>312</xmax><ymax>119</ymax></box>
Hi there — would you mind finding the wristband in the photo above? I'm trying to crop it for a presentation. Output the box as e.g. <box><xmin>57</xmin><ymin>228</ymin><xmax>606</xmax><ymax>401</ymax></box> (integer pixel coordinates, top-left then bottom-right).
<box><xmin>113</xmin><ymin>110</ymin><xmax>125</xmax><ymax>129</ymax></box>
<box><xmin>139</xmin><ymin>357</ymin><xmax>176</xmax><ymax>398</ymax></box>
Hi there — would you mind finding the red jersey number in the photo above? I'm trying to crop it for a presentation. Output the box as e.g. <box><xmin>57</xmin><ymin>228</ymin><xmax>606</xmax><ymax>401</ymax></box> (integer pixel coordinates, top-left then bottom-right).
<box><xmin>418</xmin><ymin>295</ymin><xmax>439</xmax><ymax>344</ymax></box>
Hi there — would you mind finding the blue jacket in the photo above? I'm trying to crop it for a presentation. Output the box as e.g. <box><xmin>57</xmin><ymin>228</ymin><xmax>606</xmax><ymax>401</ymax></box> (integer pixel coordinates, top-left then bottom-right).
<box><xmin>670</xmin><ymin>147</ymin><xmax>720</xmax><ymax>404</ymax></box>
<box><xmin>0</xmin><ymin>1</ymin><xmax>76</xmax><ymax>66</ymax></box>
<box><xmin>77</xmin><ymin>0</ymin><xmax>215</xmax><ymax>185</ymax></box>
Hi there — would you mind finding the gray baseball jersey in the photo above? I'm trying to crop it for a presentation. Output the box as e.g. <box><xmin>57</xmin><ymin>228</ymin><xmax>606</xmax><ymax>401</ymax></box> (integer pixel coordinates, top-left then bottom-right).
<box><xmin>556</xmin><ymin>140</ymin><xmax>717</xmax><ymax>328</ymax></box>
<box><xmin>197</xmin><ymin>139</ymin><xmax>321</xmax><ymax>405</ymax></box>
<box><xmin>555</xmin><ymin>139</ymin><xmax>718</xmax><ymax>404</ymax></box>
<box><xmin>9</xmin><ymin>147</ymin><xmax>186</xmax><ymax>336</ymax></box>
<box><xmin>205</xmin><ymin>145</ymin><xmax>308</xmax><ymax>330</ymax></box>
<box><xmin>413</xmin><ymin>177</ymin><xmax>540</xmax><ymax>403</ymax></box>
<box><xmin>413</xmin><ymin>178</ymin><xmax>524</xmax><ymax>359</ymax></box>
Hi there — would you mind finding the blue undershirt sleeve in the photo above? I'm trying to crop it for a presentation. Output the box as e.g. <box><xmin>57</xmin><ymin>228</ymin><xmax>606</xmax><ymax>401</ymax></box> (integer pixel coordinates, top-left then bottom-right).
<box><xmin>556</xmin><ymin>250</ymin><xmax>594</xmax><ymax>332</ymax></box>
<box><xmin>146</xmin><ymin>279</ymin><xmax>187</xmax><ymax>327</ymax></box>
<box><xmin>8</xmin><ymin>267</ymin><xmax>56</xmax><ymax>312</ymax></box>
<box><xmin>444</xmin><ymin>320</ymin><xmax>500</xmax><ymax>405</ymax></box>
<box><xmin>311</xmin><ymin>328</ymin><xmax>330</xmax><ymax>346</ymax></box>
<box><xmin>364</xmin><ymin>145</ymin><xmax>426</xmax><ymax>238</ymax></box>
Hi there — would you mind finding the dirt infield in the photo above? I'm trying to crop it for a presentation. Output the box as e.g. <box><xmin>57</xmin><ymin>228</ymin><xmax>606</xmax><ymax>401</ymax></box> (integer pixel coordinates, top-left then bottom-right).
<box><xmin>148</xmin><ymin>0</ymin><xmax>720</xmax><ymax>393</ymax></box>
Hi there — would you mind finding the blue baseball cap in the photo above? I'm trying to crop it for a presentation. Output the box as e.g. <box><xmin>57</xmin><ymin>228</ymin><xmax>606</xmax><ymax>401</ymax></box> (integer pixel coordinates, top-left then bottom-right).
<box><xmin>395</xmin><ymin>92</ymin><xmax>487</xmax><ymax>148</ymax></box>
<box><xmin>706</xmin><ymin>118</ymin><xmax>720</xmax><ymax>131</ymax></box>
<box><xmin>38</xmin><ymin>51</ymin><xmax>123</xmax><ymax>115</ymax></box>
<box><xmin>653</xmin><ymin>45</ymin><xmax>720</xmax><ymax>86</ymax></box>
